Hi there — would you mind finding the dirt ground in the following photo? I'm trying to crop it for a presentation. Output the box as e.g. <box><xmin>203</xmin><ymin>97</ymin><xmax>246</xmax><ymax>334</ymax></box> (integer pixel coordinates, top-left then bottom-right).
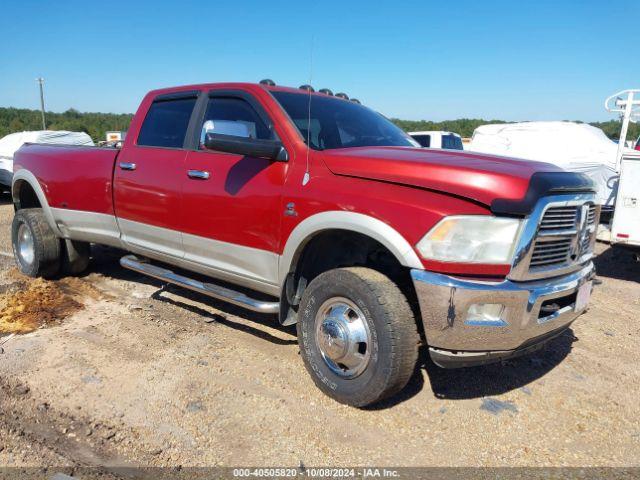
<box><xmin>0</xmin><ymin>196</ymin><xmax>639</xmax><ymax>475</ymax></box>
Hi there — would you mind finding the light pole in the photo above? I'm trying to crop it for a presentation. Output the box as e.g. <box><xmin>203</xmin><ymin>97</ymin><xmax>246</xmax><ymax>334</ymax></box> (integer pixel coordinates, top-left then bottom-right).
<box><xmin>37</xmin><ymin>77</ymin><xmax>46</xmax><ymax>130</ymax></box>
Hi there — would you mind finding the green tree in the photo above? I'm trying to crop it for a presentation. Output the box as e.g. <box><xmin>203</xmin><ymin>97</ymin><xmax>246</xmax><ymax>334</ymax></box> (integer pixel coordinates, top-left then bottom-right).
<box><xmin>0</xmin><ymin>107</ymin><xmax>134</xmax><ymax>142</ymax></box>
<box><xmin>0</xmin><ymin>106</ymin><xmax>638</xmax><ymax>145</ymax></box>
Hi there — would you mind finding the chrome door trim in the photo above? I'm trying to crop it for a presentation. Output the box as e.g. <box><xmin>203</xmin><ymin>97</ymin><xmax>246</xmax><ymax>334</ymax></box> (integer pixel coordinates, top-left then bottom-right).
<box><xmin>187</xmin><ymin>170</ymin><xmax>210</xmax><ymax>180</ymax></box>
<box><xmin>119</xmin><ymin>162</ymin><xmax>137</xmax><ymax>171</ymax></box>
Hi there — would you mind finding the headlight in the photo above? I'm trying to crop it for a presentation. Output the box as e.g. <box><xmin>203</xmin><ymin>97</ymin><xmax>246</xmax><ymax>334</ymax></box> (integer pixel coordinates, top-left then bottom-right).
<box><xmin>416</xmin><ymin>216</ymin><xmax>523</xmax><ymax>264</ymax></box>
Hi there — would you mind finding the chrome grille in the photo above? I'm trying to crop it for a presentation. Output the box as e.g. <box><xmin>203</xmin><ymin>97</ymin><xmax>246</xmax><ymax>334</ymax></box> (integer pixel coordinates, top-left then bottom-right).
<box><xmin>582</xmin><ymin>204</ymin><xmax>597</xmax><ymax>252</ymax></box>
<box><xmin>528</xmin><ymin>203</ymin><xmax>599</xmax><ymax>273</ymax></box>
<box><xmin>587</xmin><ymin>204</ymin><xmax>597</xmax><ymax>225</ymax></box>
<box><xmin>538</xmin><ymin>206</ymin><xmax>579</xmax><ymax>232</ymax></box>
<box><xmin>530</xmin><ymin>238</ymin><xmax>573</xmax><ymax>267</ymax></box>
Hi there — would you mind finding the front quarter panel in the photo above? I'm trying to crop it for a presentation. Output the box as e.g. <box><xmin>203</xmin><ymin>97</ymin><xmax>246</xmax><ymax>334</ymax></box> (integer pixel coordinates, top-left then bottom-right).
<box><xmin>277</xmin><ymin>151</ymin><xmax>492</xmax><ymax>284</ymax></box>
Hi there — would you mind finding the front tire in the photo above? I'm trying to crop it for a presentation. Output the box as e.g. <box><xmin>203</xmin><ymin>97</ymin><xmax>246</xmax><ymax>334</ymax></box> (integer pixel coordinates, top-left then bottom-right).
<box><xmin>297</xmin><ymin>267</ymin><xmax>419</xmax><ymax>407</ymax></box>
<box><xmin>12</xmin><ymin>208</ymin><xmax>61</xmax><ymax>279</ymax></box>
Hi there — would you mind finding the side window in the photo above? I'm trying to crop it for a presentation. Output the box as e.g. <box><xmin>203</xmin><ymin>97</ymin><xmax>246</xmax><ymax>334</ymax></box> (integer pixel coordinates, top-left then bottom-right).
<box><xmin>200</xmin><ymin>97</ymin><xmax>274</xmax><ymax>148</ymax></box>
<box><xmin>412</xmin><ymin>134</ymin><xmax>431</xmax><ymax>148</ymax></box>
<box><xmin>138</xmin><ymin>97</ymin><xmax>197</xmax><ymax>148</ymax></box>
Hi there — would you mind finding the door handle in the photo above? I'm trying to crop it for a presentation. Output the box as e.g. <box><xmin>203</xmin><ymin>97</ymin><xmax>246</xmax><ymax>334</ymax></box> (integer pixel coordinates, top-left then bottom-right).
<box><xmin>187</xmin><ymin>170</ymin><xmax>210</xmax><ymax>180</ymax></box>
<box><xmin>119</xmin><ymin>162</ymin><xmax>137</xmax><ymax>171</ymax></box>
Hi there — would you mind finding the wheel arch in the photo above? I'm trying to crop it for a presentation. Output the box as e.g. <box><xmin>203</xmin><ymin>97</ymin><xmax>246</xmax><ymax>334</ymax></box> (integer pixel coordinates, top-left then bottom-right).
<box><xmin>279</xmin><ymin>211</ymin><xmax>423</xmax><ymax>285</ymax></box>
<box><xmin>277</xmin><ymin>212</ymin><xmax>423</xmax><ymax>326</ymax></box>
<box><xmin>12</xmin><ymin>169</ymin><xmax>62</xmax><ymax>236</ymax></box>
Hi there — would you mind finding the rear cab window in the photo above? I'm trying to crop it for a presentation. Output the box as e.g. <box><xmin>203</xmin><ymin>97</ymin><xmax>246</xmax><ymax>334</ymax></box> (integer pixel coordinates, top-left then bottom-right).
<box><xmin>137</xmin><ymin>93</ymin><xmax>198</xmax><ymax>148</ymax></box>
<box><xmin>441</xmin><ymin>134</ymin><xmax>463</xmax><ymax>150</ymax></box>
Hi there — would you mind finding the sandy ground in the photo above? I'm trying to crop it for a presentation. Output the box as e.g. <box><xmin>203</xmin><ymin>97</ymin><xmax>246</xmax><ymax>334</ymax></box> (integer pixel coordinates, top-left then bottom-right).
<box><xmin>0</xmin><ymin>196</ymin><xmax>639</xmax><ymax>475</ymax></box>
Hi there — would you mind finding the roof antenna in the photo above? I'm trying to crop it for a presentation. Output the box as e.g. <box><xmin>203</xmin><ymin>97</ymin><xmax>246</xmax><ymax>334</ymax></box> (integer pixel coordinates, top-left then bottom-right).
<box><xmin>302</xmin><ymin>36</ymin><xmax>314</xmax><ymax>186</ymax></box>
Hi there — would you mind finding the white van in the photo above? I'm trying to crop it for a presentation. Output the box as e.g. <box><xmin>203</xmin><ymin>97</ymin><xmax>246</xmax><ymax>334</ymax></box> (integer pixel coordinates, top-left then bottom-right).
<box><xmin>408</xmin><ymin>131</ymin><xmax>463</xmax><ymax>150</ymax></box>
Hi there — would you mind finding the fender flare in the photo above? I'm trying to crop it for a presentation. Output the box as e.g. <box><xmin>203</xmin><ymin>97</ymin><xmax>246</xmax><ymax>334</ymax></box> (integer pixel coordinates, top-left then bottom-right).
<box><xmin>12</xmin><ymin>169</ymin><xmax>63</xmax><ymax>237</ymax></box>
<box><xmin>278</xmin><ymin>211</ymin><xmax>423</xmax><ymax>285</ymax></box>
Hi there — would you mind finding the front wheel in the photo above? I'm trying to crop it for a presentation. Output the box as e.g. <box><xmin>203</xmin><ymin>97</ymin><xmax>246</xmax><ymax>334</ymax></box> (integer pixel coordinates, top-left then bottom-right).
<box><xmin>297</xmin><ymin>267</ymin><xmax>419</xmax><ymax>407</ymax></box>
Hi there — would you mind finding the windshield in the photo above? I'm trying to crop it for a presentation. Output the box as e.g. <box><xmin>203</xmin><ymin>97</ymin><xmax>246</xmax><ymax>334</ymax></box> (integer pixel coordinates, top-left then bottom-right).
<box><xmin>271</xmin><ymin>91</ymin><xmax>419</xmax><ymax>150</ymax></box>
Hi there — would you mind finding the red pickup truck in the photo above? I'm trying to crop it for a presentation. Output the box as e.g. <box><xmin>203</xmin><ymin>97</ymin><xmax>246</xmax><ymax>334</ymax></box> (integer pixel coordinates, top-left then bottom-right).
<box><xmin>11</xmin><ymin>82</ymin><xmax>599</xmax><ymax>407</ymax></box>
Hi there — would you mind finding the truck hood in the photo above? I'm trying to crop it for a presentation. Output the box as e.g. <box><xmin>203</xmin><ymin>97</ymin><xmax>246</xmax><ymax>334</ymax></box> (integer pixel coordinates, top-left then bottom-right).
<box><xmin>321</xmin><ymin>146</ymin><xmax>564</xmax><ymax>208</ymax></box>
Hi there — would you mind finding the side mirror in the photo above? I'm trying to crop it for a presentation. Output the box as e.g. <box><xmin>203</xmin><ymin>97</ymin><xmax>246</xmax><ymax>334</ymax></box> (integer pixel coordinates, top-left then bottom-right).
<box><xmin>204</xmin><ymin>132</ymin><xmax>289</xmax><ymax>162</ymax></box>
<box><xmin>200</xmin><ymin>120</ymin><xmax>251</xmax><ymax>144</ymax></box>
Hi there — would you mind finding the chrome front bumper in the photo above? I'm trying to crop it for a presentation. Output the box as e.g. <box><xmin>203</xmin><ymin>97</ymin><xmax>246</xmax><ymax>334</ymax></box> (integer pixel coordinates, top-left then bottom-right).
<box><xmin>411</xmin><ymin>263</ymin><xmax>595</xmax><ymax>368</ymax></box>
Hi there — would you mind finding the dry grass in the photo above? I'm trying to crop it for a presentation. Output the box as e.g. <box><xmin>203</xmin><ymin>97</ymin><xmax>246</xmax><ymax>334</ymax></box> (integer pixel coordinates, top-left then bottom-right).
<box><xmin>0</xmin><ymin>277</ymin><xmax>83</xmax><ymax>334</ymax></box>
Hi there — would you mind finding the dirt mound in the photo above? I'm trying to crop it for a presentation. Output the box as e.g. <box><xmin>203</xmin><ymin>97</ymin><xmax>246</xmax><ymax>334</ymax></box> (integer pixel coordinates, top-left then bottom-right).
<box><xmin>0</xmin><ymin>278</ymin><xmax>83</xmax><ymax>334</ymax></box>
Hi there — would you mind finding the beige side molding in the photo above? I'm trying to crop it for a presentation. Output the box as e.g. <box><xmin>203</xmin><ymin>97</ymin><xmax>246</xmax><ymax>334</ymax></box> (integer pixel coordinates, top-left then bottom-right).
<box><xmin>279</xmin><ymin>211</ymin><xmax>423</xmax><ymax>286</ymax></box>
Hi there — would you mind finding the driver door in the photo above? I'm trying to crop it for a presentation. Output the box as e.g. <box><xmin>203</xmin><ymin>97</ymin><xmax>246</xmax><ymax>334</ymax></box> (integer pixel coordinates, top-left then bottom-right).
<box><xmin>181</xmin><ymin>90</ymin><xmax>286</xmax><ymax>290</ymax></box>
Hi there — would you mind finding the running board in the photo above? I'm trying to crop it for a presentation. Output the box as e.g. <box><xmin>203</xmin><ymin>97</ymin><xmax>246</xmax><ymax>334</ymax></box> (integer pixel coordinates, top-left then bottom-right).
<box><xmin>120</xmin><ymin>255</ymin><xmax>280</xmax><ymax>314</ymax></box>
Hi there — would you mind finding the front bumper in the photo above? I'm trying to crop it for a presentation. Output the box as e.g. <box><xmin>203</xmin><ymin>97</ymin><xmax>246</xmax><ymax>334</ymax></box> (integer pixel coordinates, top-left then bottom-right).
<box><xmin>411</xmin><ymin>263</ymin><xmax>595</xmax><ymax>368</ymax></box>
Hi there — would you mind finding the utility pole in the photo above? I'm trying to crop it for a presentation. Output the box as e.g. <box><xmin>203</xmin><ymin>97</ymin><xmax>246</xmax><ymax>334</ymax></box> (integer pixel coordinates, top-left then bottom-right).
<box><xmin>36</xmin><ymin>77</ymin><xmax>46</xmax><ymax>130</ymax></box>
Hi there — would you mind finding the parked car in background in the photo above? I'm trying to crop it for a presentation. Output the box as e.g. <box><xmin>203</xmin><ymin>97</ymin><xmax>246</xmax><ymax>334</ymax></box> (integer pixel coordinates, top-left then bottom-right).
<box><xmin>11</xmin><ymin>82</ymin><xmax>598</xmax><ymax>407</ymax></box>
<box><xmin>635</xmin><ymin>135</ymin><xmax>640</xmax><ymax>151</ymax></box>
<box><xmin>409</xmin><ymin>131</ymin><xmax>463</xmax><ymax>150</ymax></box>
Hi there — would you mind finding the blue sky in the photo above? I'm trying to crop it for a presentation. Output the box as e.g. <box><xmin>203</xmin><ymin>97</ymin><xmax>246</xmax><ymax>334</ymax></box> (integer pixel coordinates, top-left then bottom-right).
<box><xmin>0</xmin><ymin>0</ymin><xmax>637</xmax><ymax>121</ymax></box>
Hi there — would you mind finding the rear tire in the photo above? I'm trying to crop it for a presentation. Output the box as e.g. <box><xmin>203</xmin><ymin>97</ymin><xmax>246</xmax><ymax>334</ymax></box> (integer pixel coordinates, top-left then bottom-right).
<box><xmin>297</xmin><ymin>267</ymin><xmax>419</xmax><ymax>407</ymax></box>
<box><xmin>12</xmin><ymin>208</ymin><xmax>61</xmax><ymax>279</ymax></box>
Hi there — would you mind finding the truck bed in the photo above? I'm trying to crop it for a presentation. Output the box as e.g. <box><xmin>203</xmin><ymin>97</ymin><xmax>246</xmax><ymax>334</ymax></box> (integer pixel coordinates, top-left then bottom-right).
<box><xmin>13</xmin><ymin>143</ymin><xmax>120</xmax><ymax>215</ymax></box>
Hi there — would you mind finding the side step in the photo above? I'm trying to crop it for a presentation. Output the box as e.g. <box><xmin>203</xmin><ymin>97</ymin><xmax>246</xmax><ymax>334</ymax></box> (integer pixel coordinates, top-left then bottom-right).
<box><xmin>120</xmin><ymin>255</ymin><xmax>280</xmax><ymax>314</ymax></box>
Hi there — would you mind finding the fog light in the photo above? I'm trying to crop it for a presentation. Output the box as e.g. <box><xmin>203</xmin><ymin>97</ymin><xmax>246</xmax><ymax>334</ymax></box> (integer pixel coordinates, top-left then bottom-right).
<box><xmin>465</xmin><ymin>303</ymin><xmax>507</xmax><ymax>326</ymax></box>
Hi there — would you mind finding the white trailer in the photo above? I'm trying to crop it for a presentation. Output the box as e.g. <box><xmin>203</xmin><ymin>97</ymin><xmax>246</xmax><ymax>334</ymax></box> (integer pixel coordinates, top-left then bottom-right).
<box><xmin>610</xmin><ymin>151</ymin><xmax>640</xmax><ymax>249</ymax></box>
<box><xmin>599</xmin><ymin>90</ymin><xmax>640</xmax><ymax>251</ymax></box>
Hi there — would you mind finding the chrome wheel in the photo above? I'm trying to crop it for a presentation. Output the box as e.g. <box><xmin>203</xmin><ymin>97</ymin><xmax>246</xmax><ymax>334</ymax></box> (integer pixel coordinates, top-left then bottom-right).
<box><xmin>314</xmin><ymin>297</ymin><xmax>372</xmax><ymax>379</ymax></box>
<box><xmin>17</xmin><ymin>223</ymin><xmax>35</xmax><ymax>266</ymax></box>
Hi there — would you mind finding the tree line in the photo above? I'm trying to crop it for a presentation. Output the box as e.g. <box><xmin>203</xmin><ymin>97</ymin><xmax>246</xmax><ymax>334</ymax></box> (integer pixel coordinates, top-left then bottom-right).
<box><xmin>0</xmin><ymin>106</ymin><xmax>638</xmax><ymax>144</ymax></box>
<box><xmin>0</xmin><ymin>107</ymin><xmax>133</xmax><ymax>143</ymax></box>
